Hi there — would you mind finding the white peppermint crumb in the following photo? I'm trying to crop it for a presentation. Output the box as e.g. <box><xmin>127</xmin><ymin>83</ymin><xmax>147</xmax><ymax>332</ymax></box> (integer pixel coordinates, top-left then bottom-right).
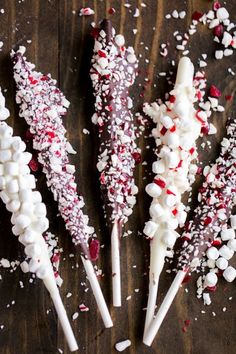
<box><xmin>185</xmin><ymin>288</ymin><xmax>189</xmax><ymax>293</ymax></box>
<box><xmin>0</xmin><ymin>41</ymin><xmax>3</xmax><ymax>49</ymax></box>
<box><xmin>124</xmin><ymin>3</ymin><xmax>131</xmax><ymax>8</ymax></box>
<box><xmin>58</xmin><ymin>348</ymin><xmax>63</xmax><ymax>353</ymax></box>
<box><xmin>0</xmin><ymin>325</ymin><xmax>4</xmax><ymax>330</ymax></box>
<box><xmin>141</xmin><ymin>2</ymin><xmax>147</xmax><ymax>7</ymax></box>
<box><xmin>199</xmin><ymin>60</ymin><xmax>207</xmax><ymax>67</ymax></box>
<box><xmin>66</xmin><ymin>292</ymin><xmax>72</xmax><ymax>298</ymax></box>
<box><xmin>82</xmin><ymin>128</ymin><xmax>90</xmax><ymax>135</ymax></box>
<box><xmin>26</xmin><ymin>40</ymin><xmax>32</xmax><ymax>44</ymax></box>
<box><xmin>133</xmin><ymin>29</ymin><xmax>138</xmax><ymax>35</ymax></box>
<box><xmin>0</xmin><ymin>259</ymin><xmax>10</xmax><ymax>268</ymax></box>
<box><xmin>72</xmin><ymin>312</ymin><xmax>79</xmax><ymax>320</ymax></box>
<box><xmin>172</xmin><ymin>10</ymin><xmax>179</xmax><ymax>19</ymax></box>
<box><xmin>133</xmin><ymin>8</ymin><xmax>140</xmax><ymax>17</ymax></box>
<box><xmin>179</xmin><ymin>11</ymin><xmax>186</xmax><ymax>19</ymax></box>
<box><xmin>203</xmin><ymin>293</ymin><xmax>211</xmax><ymax>306</ymax></box>
<box><xmin>115</xmin><ymin>339</ymin><xmax>131</xmax><ymax>352</ymax></box>
<box><xmin>165</xmin><ymin>14</ymin><xmax>171</xmax><ymax>19</ymax></box>
<box><xmin>222</xmin><ymin>307</ymin><xmax>227</xmax><ymax>312</ymax></box>
<box><xmin>0</xmin><ymin>9</ymin><xmax>4</xmax><ymax>14</ymax></box>
<box><xmin>212</xmin><ymin>312</ymin><xmax>216</xmax><ymax>317</ymax></box>
<box><xmin>201</xmin><ymin>310</ymin><xmax>206</xmax><ymax>314</ymax></box>
<box><xmin>126</xmin><ymin>295</ymin><xmax>132</xmax><ymax>300</ymax></box>
<box><xmin>229</xmin><ymin>297</ymin><xmax>233</xmax><ymax>301</ymax></box>
<box><xmin>134</xmin><ymin>289</ymin><xmax>139</xmax><ymax>293</ymax></box>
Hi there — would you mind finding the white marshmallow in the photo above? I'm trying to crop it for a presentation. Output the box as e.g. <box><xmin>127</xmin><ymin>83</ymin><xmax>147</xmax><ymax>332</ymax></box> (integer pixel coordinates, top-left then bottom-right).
<box><xmin>24</xmin><ymin>174</ymin><xmax>36</xmax><ymax>189</ymax></box>
<box><xmin>13</xmin><ymin>151</ymin><xmax>32</xmax><ymax>165</ymax></box>
<box><xmin>0</xmin><ymin>190</ymin><xmax>11</xmax><ymax>204</ymax></box>
<box><xmin>32</xmin><ymin>217</ymin><xmax>49</xmax><ymax>233</ymax></box>
<box><xmin>4</xmin><ymin>162</ymin><xmax>19</xmax><ymax>176</ymax></box>
<box><xmin>0</xmin><ymin>138</ymin><xmax>12</xmax><ymax>149</ymax></box>
<box><xmin>32</xmin><ymin>191</ymin><xmax>42</xmax><ymax>203</ymax></box>
<box><xmin>227</xmin><ymin>239</ymin><xmax>236</xmax><ymax>252</ymax></box>
<box><xmin>207</xmin><ymin>259</ymin><xmax>215</xmax><ymax>269</ymax></box>
<box><xmin>20</xmin><ymin>202</ymin><xmax>34</xmax><ymax>217</ymax></box>
<box><xmin>22</xmin><ymin>229</ymin><xmax>38</xmax><ymax>243</ymax></box>
<box><xmin>223</xmin><ymin>266</ymin><xmax>236</xmax><ymax>282</ymax></box>
<box><xmin>0</xmin><ymin>124</ymin><xmax>13</xmax><ymax>138</ymax></box>
<box><xmin>204</xmin><ymin>272</ymin><xmax>218</xmax><ymax>287</ymax></box>
<box><xmin>0</xmin><ymin>149</ymin><xmax>11</xmax><ymax>162</ymax></box>
<box><xmin>25</xmin><ymin>243</ymin><xmax>42</xmax><ymax>258</ymax></box>
<box><xmin>149</xmin><ymin>203</ymin><xmax>164</xmax><ymax>218</ymax></box>
<box><xmin>216</xmin><ymin>7</ymin><xmax>229</xmax><ymax>21</ymax></box>
<box><xmin>222</xmin><ymin>32</ymin><xmax>232</xmax><ymax>47</ymax></box>
<box><xmin>219</xmin><ymin>245</ymin><xmax>234</xmax><ymax>260</ymax></box>
<box><xmin>0</xmin><ymin>164</ymin><xmax>3</xmax><ymax>175</ymax></box>
<box><xmin>34</xmin><ymin>203</ymin><xmax>47</xmax><ymax>217</ymax></box>
<box><xmin>230</xmin><ymin>215</ymin><xmax>236</xmax><ymax>229</ymax></box>
<box><xmin>162</xmin><ymin>230</ymin><xmax>177</xmax><ymax>248</ymax></box>
<box><xmin>164</xmin><ymin>194</ymin><xmax>176</xmax><ymax>207</ymax></box>
<box><xmin>160</xmin><ymin>115</ymin><xmax>173</xmax><ymax>129</ymax></box>
<box><xmin>152</xmin><ymin>160</ymin><xmax>165</xmax><ymax>174</ymax></box>
<box><xmin>12</xmin><ymin>224</ymin><xmax>23</xmax><ymax>236</ymax></box>
<box><xmin>6</xmin><ymin>199</ymin><xmax>21</xmax><ymax>213</ymax></box>
<box><xmin>0</xmin><ymin>107</ymin><xmax>10</xmax><ymax>120</ymax></box>
<box><xmin>15</xmin><ymin>214</ymin><xmax>32</xmax><ymax>229</ymax></box>
<box><xmin>215</xmin><ymin>257</ymin><xmax>228</xmax><ymax>270</ymax></box>
<box><xmin>143</xmin><ymin>221</ymin><xmax>158</xmax><ymax>238</ymax></box>
<box><xmin>166</xmin><ymin>133</ymin><xmax>180</xmax><ymax>148</ymax></box>
<box><xmin>19</xmin><ymin>189</ymin><xmax>33</xmax><ymax>202</ymax></box>
<box><xmin>166</xmin><ymin>151</ymin><xmax>179</xmax><ymax>168</ymax></box>
<box><xmin>177</xmin><ymin>211</ymin><xmax>187</xmax><ymax>226</ymax></box>
<box><xmin>6</xmin><ymin>179</ymin><xmax>19</xmax><ymax>194</ymax></box>
<box><xmin>11</xmin><ymin>137</ymin><xmax>26</xmax><ymax>152</ymax></box>
<box><xmin>220</xmin><ymin>228</ymin><xmax>235</xmax><ymax>241</ymax></box>
<box><xmin>145</xmin><ymin>183</ymin><xmax>162</xmax><ymax>198</ymax></box>
<box><xmin>19</xmin><ymin>164</ymin><xmax>30</xmax><ymax>175</ymax></box>
<box><xmin>206</xmin><ymin>247</ymin><xmax>219</xmax><ymax>260</ymax></box>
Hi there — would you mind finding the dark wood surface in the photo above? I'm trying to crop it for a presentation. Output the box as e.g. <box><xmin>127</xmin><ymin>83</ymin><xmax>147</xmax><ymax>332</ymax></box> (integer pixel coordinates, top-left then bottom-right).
<box><xmin>0</xmin><ymin>0</ymin><xmax>236</xmax><ymax>353</ymax></box>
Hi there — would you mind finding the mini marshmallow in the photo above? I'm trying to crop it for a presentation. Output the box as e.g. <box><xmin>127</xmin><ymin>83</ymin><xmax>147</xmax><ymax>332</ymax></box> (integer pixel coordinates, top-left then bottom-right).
<box><xmin>143</xmin><ymin>220</ymin><xmax>158</xmax><ymax>238</ymax></box>
<box><xmin>166</xmin><ymin>133</ymin><xmax>180</xmax><ymax>148</ymax></box>
<box><xmin>11</xmin><ymin>137</ymin><xmax>26</xmax><ymax>152</ymax></box>
<box><xmin>162</xmin><ymin>230</ymin><xmax>177</xmax><ymax>248</ymax></box>
<box><xmin>230</xmin><ymin>215</ymin><xmax>236</xmax><ymax>229</ymax></box>
<box><xmin>220</xmin><ymin>228</ymin><xmax>235</xmax><ymax>241</ymax></box>
<box><xmin>164</xmin><ymin>194</ymin><xmax>176</xmax><ymax>207</ymax></box>
<box><xmin>25</xmin><ymin>243</ymin><xmax>42</xmax><ymax>258</ymax></box>
<box><xmin>166</xmin><ymin>151</ymin><xmax>179</xmax><ymax>168</ymax></box>
<box><xmin>206</xmin><ymin>247</ymin><xmax>219</xmax><ymax>260</ymax></box>
<box><xmin>24</xmin><ymin>174</ymin><xmax>36</xmax><ymax>189</ymax></box>
<box><xmin>19</xmin><ymin>164</ymin><xmax>30</xmax><ymax>175</ymax></box>
<box><xmin>19</xmin><ymin>189</ymin><xmax>33</xmax><ymax>202</ymax></box>
<box><xmin>223</xmin><ymin>266</ymin><xmax>236</xmax><ymax>282</ymax></box>
<box><xmin>32</xmin><ymin>191</ymin><xmax>42</xmax><ymax>203</ymax></box>
<box><xmin>215</xmin><ymin>257</ymin><xmax>228</xmax><ymax>270</ymax></box>
<box><xmin>0</xmin><ymin>138</ymin><xmax>12</xmax><ymax>149</ymax></box>
<box><xmin>12</xmin><ymin>151</ymin><xmax>32</xmax><ymax>165</ymax></box>
<box><xmin>207</xmin><ymin>259</ymin><xmax>215</xmax><ymax>269</ymax></box>
<box><xmin>32</xmin><ymin>217</ymin><xmax>49</xmax><ymax>233</ymax></box>
<box><xmin>15</xmin><ymin>214</ymin><xmax>32</xmax><ymax>229</ymax></box>
<box><xmin>0</xmin><ymin>176</ymin><xmax>6</xmax><ymax>189</ymax></box>
<box><xmin>6</xmin><ymin>199</ymin><xmax>21</xmax><ymax>213</ymax></box>
<box><xmin>0</xmin><ymin>149</ymin><xmax>11</xmax><ymax>162</ymax></box>
<box><xmin>149</xmin><ymin>203</ymin><xmax>164</xmax><ymax>218</ymax></box>
<box><xmin>160</xmin><ymin>115</ymin><xmax>173</xmax><ymax>129</ymax></box>
<box><xmin>4</xmin><ymin>161</ymin><xmax>19</xmax><ymax>176</ymax></box>
<box><xmin>6</xmin><ymin>179</ymin><xmax>19</xmax><ymax>194</ymax></box>
<box><xmin>152</xmin><ymin>160</ymin><xmax>165</xmax><ymax>174</ymax></box>
<box><xmin>0</xmin><ymin>124</ymin><xmax>13</xmax><ymax>138</ymax></box>
<box><xmin>0</xmin><ymin>190</ymin><xmax>11</xmax><ymax>204</ymax></box>
<box><xmin>12</xmin><ymin>224</ymin><xmax>23</xmax><ymax>236</ymax></box>
<box><xmin>145</xmin><ymin>183</ymin><xmax>162</xmax><ymax>198</ymax></box>
<box><xmin>20</xmin><ymin>202</ymin><xmax>34</xmax><ymax>217</ymax></box>
<box><xmin>28</xmin><ymin>258</ymin><xmax>41</xmax><ymax>272</ymax></box>
<box><xmin>227</xmin><ymin>239</ymin><xmax>236</xmax><ymax>252</ymax></box>
<box><xmin>219</xmin><ymin>245</ymin><xmax>234</xmax><ymax>260</ymax></box>
<box><xmin>21</xmin><ymin>228</ymin><xmax>38</xmax><ymax>244</ymax></box>
<box><xmin>204</xmin><ymin>272</ymin><xmax>218</xmax><ymax>288</ymax></box>
<box><xmin>34</xmin><ymin>203</ymin><xmax>47</xmax><ymax>217</ymax></box>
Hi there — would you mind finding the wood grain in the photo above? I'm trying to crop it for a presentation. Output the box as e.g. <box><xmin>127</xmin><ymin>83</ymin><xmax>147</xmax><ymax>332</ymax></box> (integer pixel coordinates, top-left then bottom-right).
<box><xmin>0</xmin><ymin>0</ymin><xmax>235</xmax><ymax>353</ymax></box>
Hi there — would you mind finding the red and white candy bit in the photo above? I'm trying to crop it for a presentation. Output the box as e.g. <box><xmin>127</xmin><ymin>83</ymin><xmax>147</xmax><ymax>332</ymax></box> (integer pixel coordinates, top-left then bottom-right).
<box><xmin>143</xmin><ymin>116</ymin><xmax>236</xmax><ymax>347</ymax></box>
<box><xmin>142</xmin><ymin>57</ymin><xmax>202</xmax><ymax>336</ymax></box>
<box><xmin>0</xmin><ymin>88</ymin><xmax>78</xmax><ymax>352</ymax></box>
<box><xmin>11</xmin><ymin>46</ymin><xmax>113</xmax><ymax>329</ymax></box>
<box><xmin>90</xmin><ymin>19</ymin><xmax>139</xmax><ymax>307</ymax></box>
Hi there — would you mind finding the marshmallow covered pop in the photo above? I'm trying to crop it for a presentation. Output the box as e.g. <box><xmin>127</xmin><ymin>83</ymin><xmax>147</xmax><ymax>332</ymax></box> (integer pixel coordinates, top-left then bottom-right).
<box><xmin>143</xmin><ymin>116</ymin><xmax>236</xmax><ymax>346</ymax></box>
<box><xmin>90</xmin><ymin>20</ymin><xmax>140</xmax><ymax>306</ymax></box>
<box><xmin>143</xmin><ymin>57</ymin><xmax>203</xmax><ymax>336</ymax></box>
<box><xmin>11</xmin><ymin>47</ymin><xmax>113</xmax><ymax>328</ymax></box>
<box><xmin>0</xmin><ymin>89</ymin><xmax>78</xmax><ymax>351</ymax></box>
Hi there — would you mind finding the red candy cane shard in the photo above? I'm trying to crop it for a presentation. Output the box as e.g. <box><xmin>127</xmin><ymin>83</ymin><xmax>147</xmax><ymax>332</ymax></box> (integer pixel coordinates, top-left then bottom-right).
<box><xmin>90</xmin><ymin>19</ymin><xmax>139</xmax><ymax>306</ymax></box>
<box><xmin>11</xmin><ymin>46</ymin><xmax>113</xmax><ymax>328</ymax></box>
<box><xmin>144</xmin><ymin>117</ymin><xmax>236</xmax><ymax>346</ymax></box>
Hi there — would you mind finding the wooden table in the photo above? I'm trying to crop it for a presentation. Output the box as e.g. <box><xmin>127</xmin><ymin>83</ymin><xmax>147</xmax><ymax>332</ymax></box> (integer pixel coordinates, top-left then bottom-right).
<box><xmin>0</xmin><ymin>0</ymin><xmax>235</xmax><ymax>353</ymax></box>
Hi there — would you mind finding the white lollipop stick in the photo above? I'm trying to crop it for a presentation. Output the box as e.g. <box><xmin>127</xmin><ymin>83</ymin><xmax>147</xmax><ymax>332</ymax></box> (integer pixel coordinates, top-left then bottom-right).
<box><xmin>111</xmin><ymin>221</ymin><xmax>121</xmax><ymax>307</ymax></box>
<box><xmin>143</xmin><ymin>270</ymin><xmax>186</xmax><ymax>346</ymax></box>
<box><xmin>81</xmin><ymin>256</ymin><xmax>113</xmax><ymax>328</ymax></box>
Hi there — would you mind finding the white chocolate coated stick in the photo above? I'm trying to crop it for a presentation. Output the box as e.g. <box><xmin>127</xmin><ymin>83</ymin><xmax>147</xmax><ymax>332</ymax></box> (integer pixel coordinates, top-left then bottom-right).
<box><xmin>81</xmin><ymin>256</ymin><xmax>113</xmax><ymax>328</ymax></box>
<box><xmin>111</xmin><ymin>221</ymin><xmax>121</xmax><ymax>307</ymax></box>
<box><xmin>143</xmin><ymin>57</ymin><xmax>195</xmax><ymax>337</ymax></box>
<box><xmin>143</xmin><ymin>270</ymin><xmax>186</xmax><ymax>346</ymax></box>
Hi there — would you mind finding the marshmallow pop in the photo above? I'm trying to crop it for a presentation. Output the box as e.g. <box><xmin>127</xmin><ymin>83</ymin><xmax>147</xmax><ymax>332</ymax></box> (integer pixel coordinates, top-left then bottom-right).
<box><xmin>143</xmin><ymin>116</ymin><xmax>236</xmax><ymax>346</ymax></box>
<box><xmin>0</xmin><ymin>88</ymin><xmax>78</xmax><ymax>351</ymax></box>
<box><xmin>11</xmin><ymin>47</ymin><xmax>113</xmax><ymax>328</ymax></box>
<box><xmin>142</xmin><ymin>57</ymin><xmax>204</xmax><ymax>337</ymax></box>
<box><xmin>90</xmin><ymin>19</ymin><xmax>140</xmax><ymax>306</ymax></box>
